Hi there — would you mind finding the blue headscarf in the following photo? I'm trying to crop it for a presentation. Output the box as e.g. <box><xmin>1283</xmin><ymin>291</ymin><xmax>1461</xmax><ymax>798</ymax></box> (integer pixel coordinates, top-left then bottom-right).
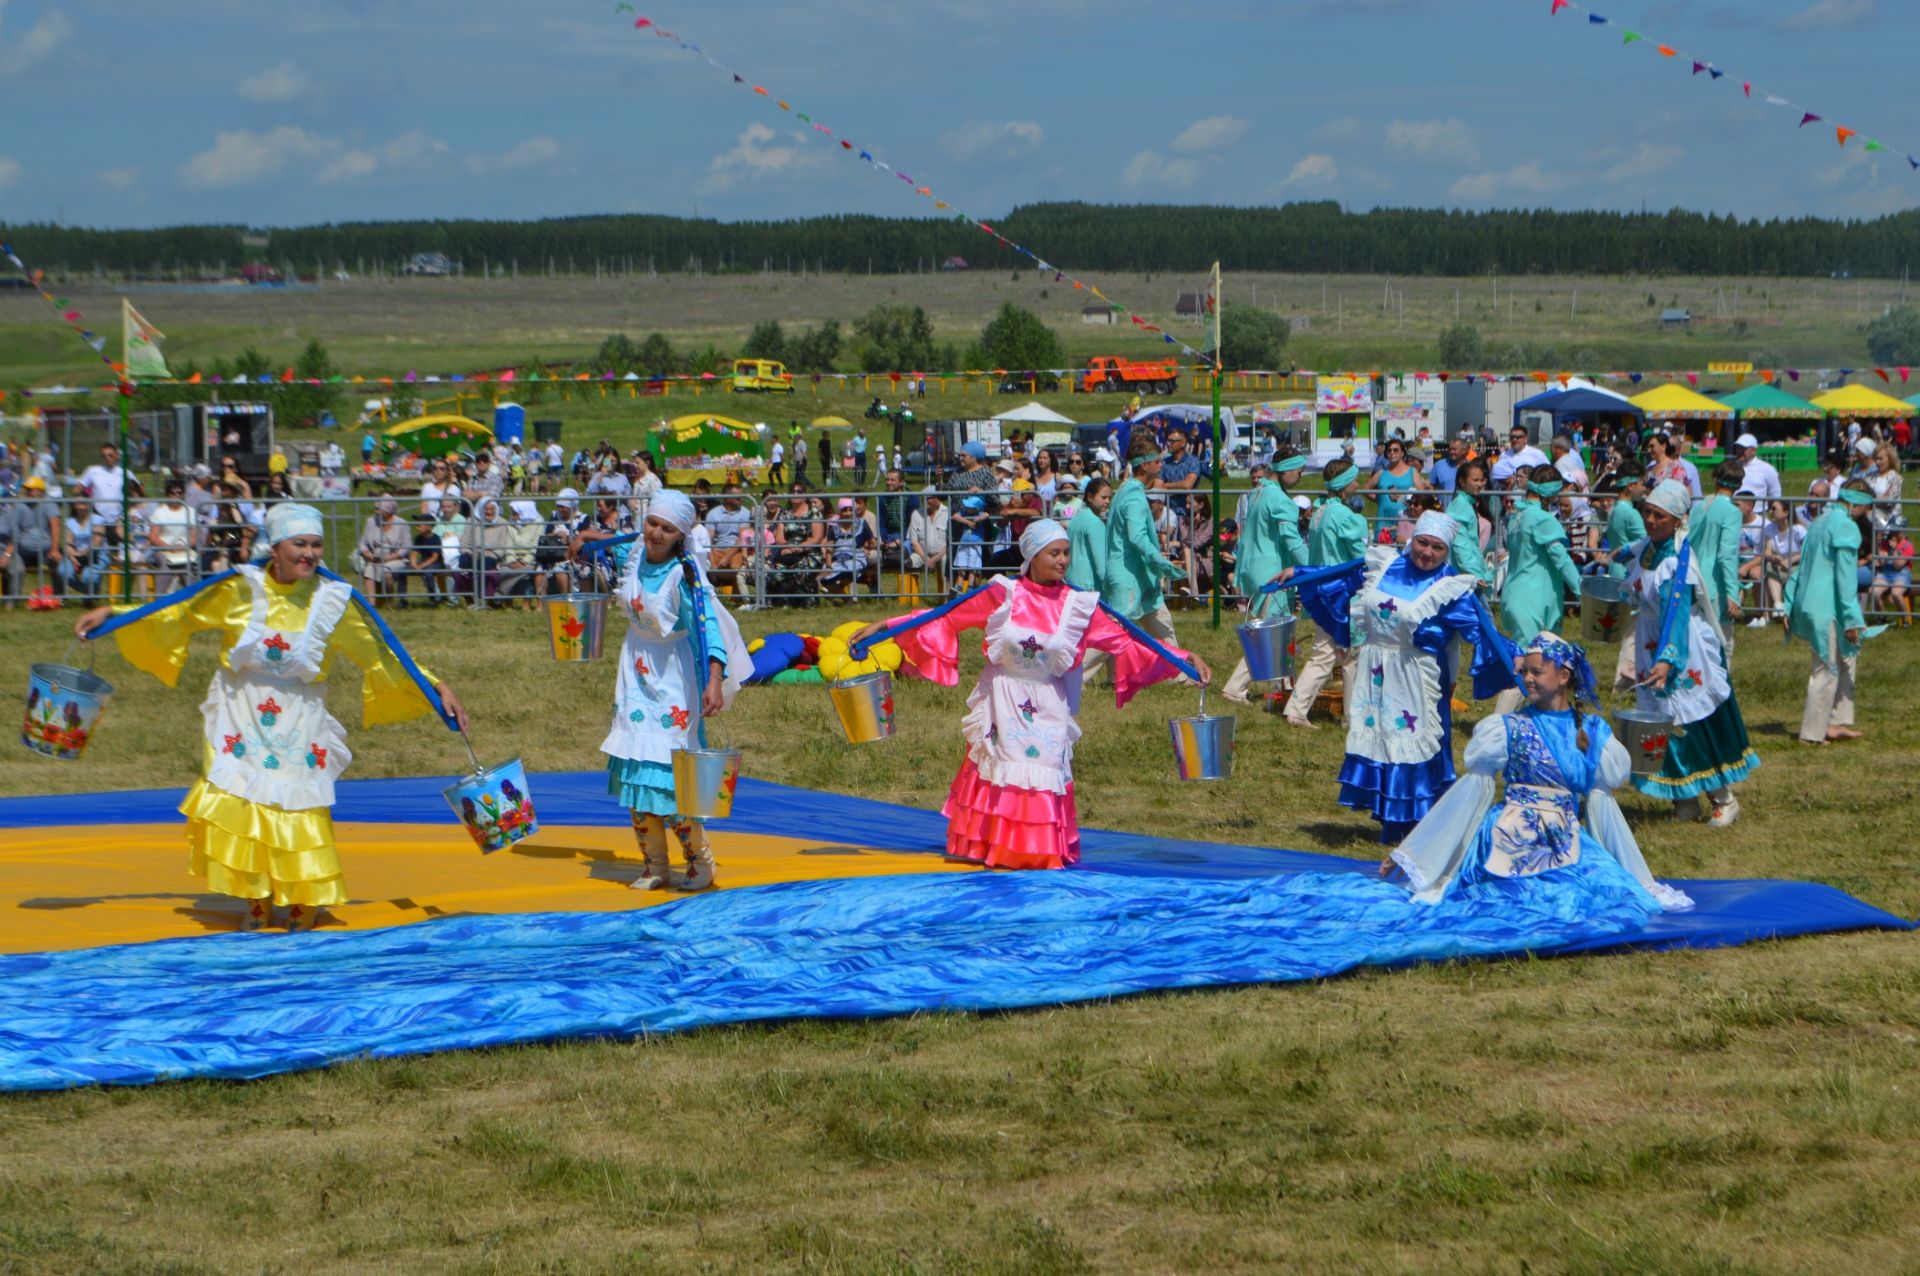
<box><xmin>1524</xmin><ymin>631</ymin><xmax>1599</xmax><ymax>708</ymax></box>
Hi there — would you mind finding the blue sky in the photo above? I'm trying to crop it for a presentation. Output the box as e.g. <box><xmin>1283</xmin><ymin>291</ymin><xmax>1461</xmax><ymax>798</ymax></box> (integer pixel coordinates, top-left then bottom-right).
<box><xmin>1</xmin><ymin>0</ymin><xmax>1916</xmax><ymax>229</ymax></box>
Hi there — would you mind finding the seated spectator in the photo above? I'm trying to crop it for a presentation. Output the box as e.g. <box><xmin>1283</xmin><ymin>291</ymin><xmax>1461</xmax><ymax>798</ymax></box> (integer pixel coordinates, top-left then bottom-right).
<box><xmin>1870</xmin><ymin>523</ymin><xmax>1914</xmax><ymax>625</ymax></box>
<box><xmin>819</xmin><ymin>499</ymin><xmax>873</xmax><ymax>596</ymax></box>
<box><xmin>356</xmin><ymin>497</ymin><xmax>411</xmax><ymax>606</ymax></box>
<box><xmin>408</xmin><ymin>513</ymin><xmax>447</xmax><ymax>607</ymax></box>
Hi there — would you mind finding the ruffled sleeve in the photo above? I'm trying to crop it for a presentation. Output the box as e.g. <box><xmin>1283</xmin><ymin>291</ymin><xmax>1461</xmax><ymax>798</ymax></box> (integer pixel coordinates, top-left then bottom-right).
<box><xmin>1291</xmin><ymin>558</ymin><xmax>1366</xmax><ymax>647</ymax></box>
<box><xmin>1081</xmin><ymin>606</ymin><xmax>1187</xmax><ymax>708</ymax></box>
<box><xmin>889</xmin><ymin>584</ymin><xmax>1004</xmax><ymax>687</ymax></box>
<box><xmin>1390</xmin><ymin>716</ymin><xmax>1504</xmax><ymax>903</ymax></box>
<box><xmin>106</xmin><ymin>574</ymin><xmax>248</xmax><ymax>689</ymax></box>
<box><xmin>1586</xmin><ymin>734</ymin><xmax>1694</xmax><ymax>911</ymax></box>
<box><xmin>324</xmin><ymin>598</ymin><xmax>444</xmax><ymax>727</ymax></box>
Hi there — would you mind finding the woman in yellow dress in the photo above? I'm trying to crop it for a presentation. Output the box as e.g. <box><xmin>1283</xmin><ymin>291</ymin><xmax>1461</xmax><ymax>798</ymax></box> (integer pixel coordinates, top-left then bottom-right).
<box><xmin>75</xmin><ymin>504</ymin><xmax>470</xmax><ymax>932</ymax></box>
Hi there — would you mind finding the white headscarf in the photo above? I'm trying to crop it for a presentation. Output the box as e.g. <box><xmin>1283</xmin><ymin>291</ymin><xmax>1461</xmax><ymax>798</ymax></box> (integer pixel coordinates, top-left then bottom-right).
<box><xmin>509</xmin><ymin>500</ymin><xmax>541</xmax><ymax>524</ymax></box>
<box><xmin>1019</xmin><ymin>518</ymin><xmax>1068</xmax><ymax>572</ymax></box>
<box><xmin>1411</xmin><ymin>510</ymin><xmax>1456</xmax><ymax>546</ymax></box>
<box><xmin>264</xmin><ymin>502</ymin><xmax>323</xmax><ymax>545</ymax></box>
<box><xmin>647</xmin><ymin>489</ymin><xmax>696</xmax><ymax>533</ymax></box>
<box><xmin>1646</xmin><ymin>479</ymin><xmax>1691</xmax><ymax>522</ymax></box>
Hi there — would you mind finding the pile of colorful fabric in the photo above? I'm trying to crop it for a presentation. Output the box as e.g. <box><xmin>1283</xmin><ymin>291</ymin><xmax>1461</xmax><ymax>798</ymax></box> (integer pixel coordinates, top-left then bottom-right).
<box><xmin>745</xmin><ymin>622</ymin><xmax>904</xmax><ymax>686</ymax></box>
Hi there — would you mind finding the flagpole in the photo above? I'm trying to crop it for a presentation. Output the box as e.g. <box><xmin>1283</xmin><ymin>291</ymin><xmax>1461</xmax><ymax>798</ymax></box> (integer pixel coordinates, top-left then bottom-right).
<box><xmin>1209</xmin><ymin>262</ymin><xmax>1223</xmax><ymax>631</ymax></box>
<box><xmin>119</xmin><ymin>299</ymin><xmax>133</xmax><ymax>604</ymax></box>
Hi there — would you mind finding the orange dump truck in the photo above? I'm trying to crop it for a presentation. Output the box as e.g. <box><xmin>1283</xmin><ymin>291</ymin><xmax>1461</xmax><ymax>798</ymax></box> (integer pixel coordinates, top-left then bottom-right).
<box><xmin>1076</xmin><ymin>356</ymin><xmax>1180</xmax><ymax>394</ymax></box>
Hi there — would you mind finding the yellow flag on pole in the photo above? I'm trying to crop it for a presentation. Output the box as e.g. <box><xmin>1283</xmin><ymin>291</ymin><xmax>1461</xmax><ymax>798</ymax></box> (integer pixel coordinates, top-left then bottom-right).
<box><xmin>124</xmin><ymin>299</ymin><xmax>170</xmax><ymax>379</ymax></box>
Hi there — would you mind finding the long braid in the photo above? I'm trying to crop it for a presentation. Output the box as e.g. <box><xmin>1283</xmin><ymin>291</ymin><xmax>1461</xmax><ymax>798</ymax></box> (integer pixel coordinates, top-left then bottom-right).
<box><xmin>1573</xmin><ymin>704</ymin><xmax>1588</xmax><ymax>753</ymax></box>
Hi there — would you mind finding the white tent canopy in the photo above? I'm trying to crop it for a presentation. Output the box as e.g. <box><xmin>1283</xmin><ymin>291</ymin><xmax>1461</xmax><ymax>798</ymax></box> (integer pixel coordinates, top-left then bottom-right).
<box><xmin>991</xmin><ymin>401</ymin><xmax>1076</xmax><ymax>425</ymax></box>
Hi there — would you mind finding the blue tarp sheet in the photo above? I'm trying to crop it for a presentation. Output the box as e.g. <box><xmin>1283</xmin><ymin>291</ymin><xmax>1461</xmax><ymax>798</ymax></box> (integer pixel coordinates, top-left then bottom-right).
<box><xmin>0</xmin><ymin>775</ymin><xmax>1909</xmax><ymax>1091</ymax></box>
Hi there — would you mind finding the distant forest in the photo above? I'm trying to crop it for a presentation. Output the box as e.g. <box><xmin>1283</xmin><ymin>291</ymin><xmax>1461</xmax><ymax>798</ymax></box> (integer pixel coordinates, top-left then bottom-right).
<box><xmin>5</xmin><ymin>201</ymin><xmax>1920</xmax><ymax>279</ymax></box>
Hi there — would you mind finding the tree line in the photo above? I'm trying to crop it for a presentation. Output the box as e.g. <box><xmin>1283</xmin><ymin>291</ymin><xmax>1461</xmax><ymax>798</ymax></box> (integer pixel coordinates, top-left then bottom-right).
<box><xmin>5</xmin><ymin>202</ymin><xmax>1920</xmax><ymax>279</ymax></box>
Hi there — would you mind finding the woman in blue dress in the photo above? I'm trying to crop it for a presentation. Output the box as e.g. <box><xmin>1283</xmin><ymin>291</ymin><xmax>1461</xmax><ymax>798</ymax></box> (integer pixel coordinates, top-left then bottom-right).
<box><xmin>1387</xmin><ymin>632</ymin><xmax>1695</xmax><ymax>914</ymax></box>
<box><xmin>1292</xmin><ymin>510</ymin><xmax>1516</xmax><ymax>845</ymax></box>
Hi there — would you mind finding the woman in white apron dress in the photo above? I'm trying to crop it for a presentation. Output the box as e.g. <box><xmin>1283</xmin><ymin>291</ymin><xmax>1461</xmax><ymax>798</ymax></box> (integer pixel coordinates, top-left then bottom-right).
<box><xmin>77</xmin><ymin>504</ymin><xmax>469</xmax><ymax>932</ymax></box>
<box><xmin>856</xmin><ymin>520</ymin><xmax>1210</xmax><ymax>870</ymax></box>
<box><xmin>599</xmin><ymin>491</ymin><xmax>752</xmax><ymax>892</ymax></box>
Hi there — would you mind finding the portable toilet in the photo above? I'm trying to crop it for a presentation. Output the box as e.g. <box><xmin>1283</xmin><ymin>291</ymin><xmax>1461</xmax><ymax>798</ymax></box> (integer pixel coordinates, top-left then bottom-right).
<box><xmin>493</xmin><ymin>402</ymin><xmax>526</xmax><ymax>445</ymax></box>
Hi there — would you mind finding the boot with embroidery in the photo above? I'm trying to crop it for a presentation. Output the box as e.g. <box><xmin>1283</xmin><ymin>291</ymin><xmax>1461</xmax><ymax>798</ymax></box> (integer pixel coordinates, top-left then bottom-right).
<box><xmin>284</xmin><ymin>903</ymin><xmax>320</xmax><ymax>933</ymax></box>
<box><xmin>672</xmin><ymin>818</ymin><xmax>716</xmax><ymax>891</ymax></box>
<box><xmin>628</xmin><ymin>814</ymin><xmax>672</xmax><ymax>890</ymax></box>
<box><xmin>238</xmin><ymin>897</ymin><xmax>270</xmax><ymax>932</ymax></box>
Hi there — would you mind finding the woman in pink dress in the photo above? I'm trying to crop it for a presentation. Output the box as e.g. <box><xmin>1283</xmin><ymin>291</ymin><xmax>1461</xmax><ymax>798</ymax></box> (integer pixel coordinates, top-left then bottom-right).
<box><xmin>853</xmin><ymin>520</ymin><xmax>1210</xmax><ymax>870</ymax></box>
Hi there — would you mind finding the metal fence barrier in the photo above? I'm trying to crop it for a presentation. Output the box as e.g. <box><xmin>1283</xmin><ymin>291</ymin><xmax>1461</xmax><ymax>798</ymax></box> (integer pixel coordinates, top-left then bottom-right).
<box><xmin>1</xmin><ymin>485</ymin><xmax>1914</xmax><ymax>626</ymax></box>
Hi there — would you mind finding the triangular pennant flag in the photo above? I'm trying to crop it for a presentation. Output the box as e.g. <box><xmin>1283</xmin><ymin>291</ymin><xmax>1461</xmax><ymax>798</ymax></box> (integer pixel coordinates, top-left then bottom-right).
<box><xmin>1588</xmin><ymin>12</ymin><xmax>1606</xmax><ymax>22</ymax></box>
<box><xmin>752</xmin><ymin>85</ymin><xmax>768</xmax><ymax>95</ymax></box>
<box><xmin>1437</xmin><ymin>373</ymin><xmax>1450</xmax><ymax>383</ymax></box>
<box><xmin>1622</xmin><ymin>29</ymin><xmax>1641</xmax><ymax>42</ymax></box>
<box><xmin>1865</xmin><ymin>140</ymin><xmax>1885</xmax><ymax>152</ymax></box>
<box><xmin>1900</xmin><ymin>367</ymin><xmax>1912</xmax><ymax>383</ymax></box>
<box><xmin>840</xmin><ymin>139</ymin><xmax>852</xmax><ymax>149</ymax></box>
<box><xmin>1532</xmin><ymin>371</ymin><xmax>1550</xmax><ymax>384</ymax></box>
<box><xmin>1629</xmin><ymin>372</ymin><xmax>1644</xmax><ymax>383</ymax></box>
<box><xmin>1692</xmin><ymin>61</ymin><xmax>1705</xmax><ymax>75</ymax></box>
<box><xmin>1787</xmin><ymin>369</ymin><xmax>1799</xmax><ymax>381</ymax></box>
<box><xmin>1686</xmin><ymin>372</ymin><xmax>1698</xmax><ymax>386</ymax></box>
<box><xmin>1800</xmin><ymin>112</ymin><xmax>1821</xmax><ymax>127</ymax></box>
<box><xmin>1550</xmin><ymin>0</ymin><xmax>1569</xmax><ymax>12</ymax></box>
<box><xmin>1657</xmin><ymin>44</ymin><xmax>1676</xmax><ymax>56</ymax></box>
<box><xmin>934</xmin><ymin>200</ymin><xmax>948</xmax><ymax>208</ymax></box>
<box><xmin>776</xmin><ymin>100</ymin><xmax>789</xmax><ymax>110</ymax></box>
<box><xmin>1743</xmin><ymin>81</ymin><xmax>1751</xmax><ymax>97</ymax></box>
<box><xmin>1875</xmin><ymin>368</ymin><xmax>1889</xmax><ymax>382</ymax></box>
<box><xmin>733</xmin><ymin>73</ymin><xmax>743</xmax><ymax>83</ymax></box>
<box><xmin>1709</xmin><ymin>67</ymin><xmax>1723</xmax><ymax>79</ymax></box>
<box><xmin>1765</xmin><ymin>95</ymin><xmax>1787</xmax><ymax>106</ymax></box>
<box><xmin>796</xmin><ymin>112</ymin><xmax>809</xmax><ymax>122</ymax></box>
<box><xmin>859</xmin><ymin>150</ymin><xmax>873</xmax><ymax>161</ymax></box>
<box><xmin>1910</xmin><ymin>156</ymin><xmax>1920</xmax><ymax>170</ymax></box>
<box><xmin>1836</xmin><ymin>126</ymin><xmax>1856</xmax><ymax>147</ymax></box>
<box><xmin>1760</xmin><ymin>369</ymin><xmax>1775</xmax><ymax>383</ymax></box>
<box><xmin>633</xmin><ymin>16</ymin><xmax>650</xmax><ymax>27</ymax></box>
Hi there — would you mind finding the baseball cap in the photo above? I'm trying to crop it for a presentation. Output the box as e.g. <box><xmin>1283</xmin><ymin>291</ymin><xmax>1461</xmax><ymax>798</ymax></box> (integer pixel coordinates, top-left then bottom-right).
<box><xmin>1734</xmin><ymin>433</ymin><xmax>1759</xmax><ymax>451</ymax></box>
<box><xmin>22</xmin><ymin>475</ymin><xmax>45</xmax><ymax>492</ymax></box>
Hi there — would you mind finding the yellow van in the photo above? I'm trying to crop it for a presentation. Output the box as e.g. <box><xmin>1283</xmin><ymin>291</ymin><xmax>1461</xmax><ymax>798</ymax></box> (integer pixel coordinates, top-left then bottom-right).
<box><xmin>730</xmin><ymin>358</ymin><xmax>795</xmax><ymax>394</ymax></box>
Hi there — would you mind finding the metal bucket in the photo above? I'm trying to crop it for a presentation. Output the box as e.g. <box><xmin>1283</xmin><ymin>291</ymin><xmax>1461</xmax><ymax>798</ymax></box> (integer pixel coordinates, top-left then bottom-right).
<box><xmin>1236</xmin><ymin>612</ymin><xmax>1297</xmax><ymax>683</ymax></box>
<box><xmin>442</xmin><ymin>756</ymin><xmax>539</xmax><ymax>853</ymax></box>
<box><xmin>21</xmin><ymin>663</ymin><xmax>114</xmax><ymax>761</ymax></box>
<box><xmin>543</xmin><ymin>592</ymin><xmax>610</xmax><ymax>661</ymax></box>
<box><xmin>1169</xmin><ymin>714</ymin><xmax>1235</xmax><ymax>781</ymax></box>
<box><xmin>1614</xmin><ymin>708</ymin><xmax>1680</xmax><ymax>779</ymax></box>
<box><xmin>673</xmin><ymin>747</ymin><xmax>743</xmax><ymax>820</ymax></box>
<box><xmin>1580</xmin><ymin>575</ymin><xmax>1633</xmax><ymax>645</ymax></box>
<box><xmin>828</xmin><ymin>670</ymin><xmax>896</xmax><ymax>744</ymax></box>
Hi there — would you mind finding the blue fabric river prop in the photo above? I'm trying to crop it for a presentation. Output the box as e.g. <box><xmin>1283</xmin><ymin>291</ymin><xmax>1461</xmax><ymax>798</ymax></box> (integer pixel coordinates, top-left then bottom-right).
<box><xmin>0</xmin><ymin>775</ymin><xmax>1909</xmax><ymax>1091</ymax></box>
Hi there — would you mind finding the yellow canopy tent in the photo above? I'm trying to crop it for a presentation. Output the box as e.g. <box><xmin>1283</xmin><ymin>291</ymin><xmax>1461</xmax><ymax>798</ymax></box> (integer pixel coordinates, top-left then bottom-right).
<box><xmin>381</xmin><ymin>414</ymin><xmax>493</xmax><ymax>459</ymax></box>
<box><xmin>1629</xmin><ymin>384</ymin><xmax>1731</xmax><ymax>419</ymax></box>
<box><xmin>1811</xmin><ymin>384</ymin><xmax>1913</xmax><ymax>417</ymax></box>
<box><xmin>657</xmin><ymin>414</ymin><xmax>767</xmax><ymax>484</ymax></box>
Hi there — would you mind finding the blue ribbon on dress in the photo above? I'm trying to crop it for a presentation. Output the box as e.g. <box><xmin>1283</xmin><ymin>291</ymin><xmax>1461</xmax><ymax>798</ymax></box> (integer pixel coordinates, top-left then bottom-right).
<box><xmin>1092</xmin><ymin>599</ymin><xmax>1204</xmax><ymax>683</ymax></box>
<box><xmin>79</xmin><ymin>569</ymin><xmax>240</xmax><ymax>640</ymax></box>
<box><xmin>848</xmin><ymin>581</ymin><xmax>996</xmax><ymax>658</ymax></box>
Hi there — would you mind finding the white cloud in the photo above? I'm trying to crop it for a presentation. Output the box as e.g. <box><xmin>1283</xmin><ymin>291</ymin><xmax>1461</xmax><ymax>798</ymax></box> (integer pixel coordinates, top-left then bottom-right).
<box><xmin>463</xmin><ymin>135</ymin><xmax>579</xmax><ymax>177</ymax></box>
<box><xmin>704</xmin><ymin>123</ymin><xmax>826</xmax><ymax>191</ymax></box>
<box><xmin>1776</xmin><ymin>0</ymin><xmax>1873</xmax><ymax>30</ymax></box>
<box><xmin>96</xmin><ymin>166</ymin><xmax>140</xmax><ymax>192</ymax></box>
<box><xmin>1281</xmin><ymin>154</ymin><xmax>1339</xmax><ymax>187</ymax></box>
<box><xmin>236</xmin><ymin>61</ymin><xmax>315</xmax><ymax>104</ymax></box>
<box><xmin>1122</xmin><ymin>149</ymin><xmax>1213</xmax><ymax>190</ymax></box>
<box><xmin>0</xmin><ymin>0</ymin><xmax>70</xmax><ymax>77</ymax></box>
<box><xmin>1384</xmin><ymin>118</ymin><xmax>1482</xmax><ymax>168</ymax></box>
<box><xmin>1599</xmin><ymin>142</ymin><xmax>1685</xmax><ymax>182</ymax></box>
<box><xmin>178</xmin><ymin>126</ymin><xmax>456</xmax><ymax>188</ymax></box>
<box><xmin>1172</xmin><ymin>115</ymin><xmax>1251</xmax><ymax>153</ymax></box>
<box><xmin>940</xmin><ymin>120</ymin><xmax>1045</xmax><ymax>161</ymax></box>
<box><xmin>178</xmin><ymin>126</ymin><xmax>334</xmax><ymax>189</ymax></box>
<box><xmin>0</xmin><ymin>155</ymin><xmax>21</xmax><ymax>190</ymax></box>
<box><xmin>1448</xmin><ymin>162</ymin><xmax>1560</xmax><ymax>203</ymax></box>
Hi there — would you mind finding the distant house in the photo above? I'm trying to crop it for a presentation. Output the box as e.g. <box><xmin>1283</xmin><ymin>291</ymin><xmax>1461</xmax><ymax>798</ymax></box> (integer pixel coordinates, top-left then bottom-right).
<box><xmin>940</xmin><ymin>256</ymin><xmax>970</xmax><ymax>271</ymax></box>
<box><xmin>1660</xmin><ymin>308</ymin><xmax>1691</xmax><ymax>330</ymax></box>
<box><xmin>1174</xmin><ymin>292</ymin><xmax>1204</xmax><ymax>319</ymax></box>
<box><xmin>1081</xmin><ymin>305</ymin><xmax>1116</xmax><ymax>325</ymax></box>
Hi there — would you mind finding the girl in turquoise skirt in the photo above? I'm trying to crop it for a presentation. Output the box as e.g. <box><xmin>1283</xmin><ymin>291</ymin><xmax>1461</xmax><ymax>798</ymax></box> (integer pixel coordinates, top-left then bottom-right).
<box><xmin>599</xmin><ymin>490</ymin><xmax>752</xmax><ymax>891</ymax></box>
<box><xmin>1622</xmin><ymin>480</ymin><xmax>1761</xmax><ymax>827</ymax></box>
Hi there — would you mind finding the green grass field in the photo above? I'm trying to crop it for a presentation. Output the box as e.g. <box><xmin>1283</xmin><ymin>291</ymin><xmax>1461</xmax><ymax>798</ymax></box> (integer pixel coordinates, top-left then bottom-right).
<box><xmin>0</xmin><ymin>598</ymin><xmax>1916</xmax><ymax>1273</ymax></box>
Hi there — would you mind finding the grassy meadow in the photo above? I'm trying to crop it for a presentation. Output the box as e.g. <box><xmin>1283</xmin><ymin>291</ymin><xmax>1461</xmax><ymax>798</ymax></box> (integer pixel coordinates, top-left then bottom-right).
<box><xmin>1</xmin><ymin>268</ymin><xmax>1911</xmax><ymax>470</ymax></box>
<box><xmin>0</xmin><ymin>592</ymin><xmax>1916</xmax><ymax>1272</ymax></box>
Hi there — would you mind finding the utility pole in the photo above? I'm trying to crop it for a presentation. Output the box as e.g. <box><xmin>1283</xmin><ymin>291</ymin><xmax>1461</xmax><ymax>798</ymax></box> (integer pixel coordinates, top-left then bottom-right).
<box><xmin>1209</xmin><ymin>261</ymin><xmax>1224</xmax><ymax>631</ymax></box>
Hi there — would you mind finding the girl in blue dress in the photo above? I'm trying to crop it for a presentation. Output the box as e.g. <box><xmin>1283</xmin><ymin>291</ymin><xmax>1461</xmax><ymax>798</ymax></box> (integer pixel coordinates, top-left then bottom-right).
<box><xmin>1388</xmin><ymin>632</ymin><xmax>1695</xmax><ymax>914</ymax></box>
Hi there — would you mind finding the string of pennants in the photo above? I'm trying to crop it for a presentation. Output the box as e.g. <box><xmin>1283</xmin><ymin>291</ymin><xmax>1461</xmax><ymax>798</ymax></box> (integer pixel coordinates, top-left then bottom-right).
<box><xmin>612</xmin><ymin>7</ymin><xmax>1219</xmax><ymax>365</ymax></box>
<box><xmin>10</xmin><ymin>363</ymin><xmax>1914</xmax><ymax>400</ymax></box>
<box><xmin>1549</xmin><ymin>0</ymin><xmax>1919</xmax><ymax>171</ymax></box>
<box><xmin>0</xmin><ymin>240</ymin><xmax>132</xmax><ymax>394</ymax></box>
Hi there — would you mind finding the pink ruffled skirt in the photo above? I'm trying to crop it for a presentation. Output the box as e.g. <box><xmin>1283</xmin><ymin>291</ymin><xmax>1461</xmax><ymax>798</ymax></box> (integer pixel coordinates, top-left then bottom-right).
<box><xmin>941</xmin><ymin>758</ymin><xmax>1080</xmax><ymax>870</ymax></box>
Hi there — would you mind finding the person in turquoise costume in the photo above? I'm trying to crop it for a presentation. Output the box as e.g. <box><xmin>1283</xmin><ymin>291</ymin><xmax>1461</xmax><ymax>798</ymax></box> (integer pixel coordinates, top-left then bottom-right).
<box><xmin>1102</xmin><ymin>434</ymin><xmax>1183</xmax><ymax>643</ymax></box>
<box><xmin>1445</xmin><ymin>458</ymin><xmax>1494</xmax><ymax>587</ymax></box>
<box><xmin>1290</xmin><ymin>511</ymin><xmax>1517</xmax><ymax>845</ymax></box>
<box><xmin>1620</xmin><ymin>480</ymin><xmax>1760</xmax><ymax>827</ymax></box>
<box><xmin>1224</xmin><ymin>449</ymin><xmax>1311</xmax><ymax>703</ymax></box>
<box><xmin>599</xmin><ymin>489</ymin><xmax>753</xmax><ymax>891</ymax></box>
<box><xmin>1282</xmin><ymin>456</ymin><xmax>1372</xmax><ymax>728</ymax></box>
<box><xmin>1498</xmin><ymin>463</ymin><xmax>1583</xmax><ymax>647</ymax></box>
<box><xmin>1784</xmin><ymin>480</ymin><xmax>1872</xmax><ymax>745</ymax></box>
<box><xmin>1387</xmin><ymin>631</ymin><xmax>1694</xmax><ymax>914</ymax></box>
<box><xmin>1687</xmin><ymin>460</ymin><xmax>1749</xmax><ymax>654</ymax></box>
<box><xmin>1599</xmin><ymin>473</ymin><xmax>1648</xmax><ymax>581</ymax></box>
<box><xmin>1064</xmin><ymin>477</ymin><xmax>1111</xmax><ymax>594</ymax></box>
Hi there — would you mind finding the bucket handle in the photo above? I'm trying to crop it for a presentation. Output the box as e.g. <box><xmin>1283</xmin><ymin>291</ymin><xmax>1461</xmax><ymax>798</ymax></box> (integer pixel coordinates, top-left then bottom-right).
<box><xmin>458</xmin><ymin>726</ymin><xmax>484</xmax><ymax>778</ymax></box>
<box><xmin>57</xmin><ymin>638</ymin><xmax>97</xmax><ymax>674</ymax></box>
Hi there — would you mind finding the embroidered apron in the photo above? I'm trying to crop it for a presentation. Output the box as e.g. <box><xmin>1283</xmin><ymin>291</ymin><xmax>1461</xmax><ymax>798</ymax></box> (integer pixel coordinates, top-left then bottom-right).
<box><xmin>1484</xmin><ymin>714</ymin><xmax>1582</xmax><ymax>878</ymax></box>
<box><xmin>961</xmin><ymin>579</ymin><xmax>1099</xmax><ymax>795</ymax></box>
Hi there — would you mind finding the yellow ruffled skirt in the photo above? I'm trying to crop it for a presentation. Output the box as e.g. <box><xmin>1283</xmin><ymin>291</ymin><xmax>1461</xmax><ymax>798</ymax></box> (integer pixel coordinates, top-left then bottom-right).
<box><xmin>181</xmin><ymin>779</ymin><xmax>347</xmax><ymax>908</ymax></box>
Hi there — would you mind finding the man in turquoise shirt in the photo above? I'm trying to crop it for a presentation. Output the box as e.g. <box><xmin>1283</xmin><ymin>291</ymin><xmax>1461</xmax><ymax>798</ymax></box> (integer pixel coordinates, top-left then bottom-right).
<box><xmin>1224</xmin><ymin>452</ymin><xmax>1311</xmax><ymax>702</ymax></box>
<box><xmin>1784</xmin><ymin>482</ymin><xmax>1870</xmax><ymax>744</ymax></box>
<box><xmin>1688</xmin><ymin>461</ymin><xmax>1747</xmax><ymax>650</ymax></box>
<box><xmin>1282</xmin><ymin>457</ymin><xmax>1369</xmax><ymax>728</ymax></box>
<box><xmin>1103</xmin><ymin>435</ymin><xmax>1182</xmax><ymax>643</ymax></box>
<box><xmin>1596</xmin><ymin>473</ymin><xmax>1649</xmax><ymax>689</ymax></box>
<box><xmin>1497</xmin><ymin>464</ymin><xmax>1582</xmax><ymax>646</ymax></box>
